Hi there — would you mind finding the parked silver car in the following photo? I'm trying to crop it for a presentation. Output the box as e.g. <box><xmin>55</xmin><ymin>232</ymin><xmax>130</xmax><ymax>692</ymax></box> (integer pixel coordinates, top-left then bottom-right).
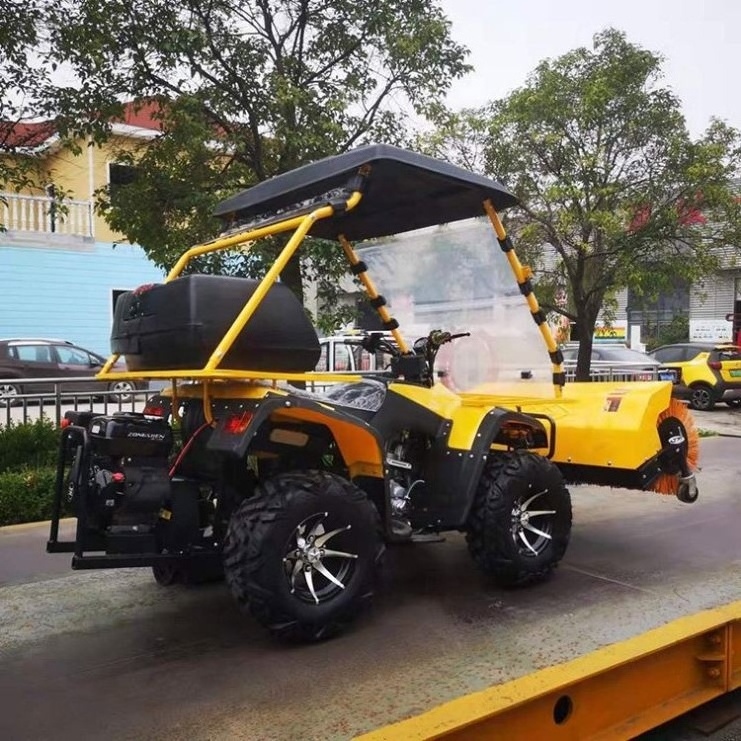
<box><xmin>561</xmin><ymin>344</ymin><xmax>676</xmax><ymax>382</ymax></box>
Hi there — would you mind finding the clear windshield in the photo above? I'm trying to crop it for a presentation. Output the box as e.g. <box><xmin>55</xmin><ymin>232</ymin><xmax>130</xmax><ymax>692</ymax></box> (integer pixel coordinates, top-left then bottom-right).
<box><xmin>357</xmin><ymin>218</ymin><xmax>552</xmax><ymax>391</ymax></box>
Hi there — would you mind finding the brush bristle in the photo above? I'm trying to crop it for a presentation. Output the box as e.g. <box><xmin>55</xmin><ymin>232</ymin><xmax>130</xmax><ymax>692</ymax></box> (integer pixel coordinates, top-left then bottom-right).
<box><xmin>650</xmin><ymin>399</ymin><xmax>700</xmax><ymax>495</ymax></box>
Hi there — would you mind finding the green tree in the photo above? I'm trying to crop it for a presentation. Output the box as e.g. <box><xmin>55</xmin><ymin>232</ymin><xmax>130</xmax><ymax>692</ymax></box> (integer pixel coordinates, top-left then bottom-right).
<box><xmin>1</xmin><ymin>1</ymin><xmax>83</xmax><ymax>228</ymax></box>
<box><xmin>0</xmin><ymin>0</ymin><xmax>48</xmax><ymax>197</ymax></box>
<box><xmin>424</xmin><ymin>29</ymin><xmax>741</xmax><ymax>379</ymax></box>
<box><xmin>44</xmin><ymin>0</ymin><xmax>470</xmax><ymax>329</ymax></box>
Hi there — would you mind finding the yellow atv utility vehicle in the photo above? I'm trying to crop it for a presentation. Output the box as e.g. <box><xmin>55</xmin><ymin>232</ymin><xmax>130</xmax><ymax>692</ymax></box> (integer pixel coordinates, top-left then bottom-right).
<box><xmin>47</xmin><ymin>145</ymin><xmax>699</xmax><ymax>641</ymax></box>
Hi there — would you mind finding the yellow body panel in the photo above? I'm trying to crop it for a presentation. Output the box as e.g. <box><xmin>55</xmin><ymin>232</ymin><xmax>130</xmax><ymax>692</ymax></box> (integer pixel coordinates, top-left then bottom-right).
<box><xmin>165</xmin><ymin>375</ymin><xmax>672</xmax><ymax>474</ymax></box>
<box><xmin>387</xmin><ymin>381</ymin><xmax>541</xmax><ymax>452</ymax></box>
<box><xmin>665</xmin><ymin>344</ymin><xmax>741</xmax><ymax>385</ymax></box>
<box><xmin>271</xmin><ymin>406</ymin><xmax>383</xmax><ymax>476</ymax></box>
<box><xmin>390</xmin><ymin>379</ymin><xmax>672</xmax><ymax>470</ymax></box>
<box><xmin>466</xmin><ymin>380</ymin><xmax>671</xmax><ymax>469</ymax></box>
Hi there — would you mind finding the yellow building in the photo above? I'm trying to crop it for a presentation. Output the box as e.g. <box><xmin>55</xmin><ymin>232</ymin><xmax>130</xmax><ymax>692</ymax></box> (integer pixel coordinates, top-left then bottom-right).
<box><xmin>1</xmin><ymin>100</ymin><xmax>164</xmax><ymax>242</ymax></box>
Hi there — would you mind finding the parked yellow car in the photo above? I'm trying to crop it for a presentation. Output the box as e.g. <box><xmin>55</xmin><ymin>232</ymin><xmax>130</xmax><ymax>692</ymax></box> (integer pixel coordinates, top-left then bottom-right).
<box><xmin>649</xmin><ymin>342</ymin><xmax>741</xmax><ymax>410</ymax></box>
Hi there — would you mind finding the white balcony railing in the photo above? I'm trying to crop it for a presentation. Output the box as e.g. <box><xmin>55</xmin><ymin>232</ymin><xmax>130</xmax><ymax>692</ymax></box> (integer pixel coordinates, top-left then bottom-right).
<box><xmin>0</xmin><ymin>192</ymin><xmax>94</xmax><ymax>238</ymax></box>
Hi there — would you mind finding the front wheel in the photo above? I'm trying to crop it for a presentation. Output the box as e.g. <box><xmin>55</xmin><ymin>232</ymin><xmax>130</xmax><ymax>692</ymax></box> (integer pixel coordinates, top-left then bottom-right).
<box><xmin>223</xmin><ymin>471</ymin><xmax>384</xmax><ymax>642</ymax></box>
<box><xmin>466</xmin><ymin>452</ymin><xmax>572</xmax><ymax>587</ymax></box>
<box><xmin>108</xmin><ymin>380</ymin><xmax>137</xmax><ymax>403</ymax></box>
<box><xmin>689</xmin><ymin>384</ymin><xmax>715</xmax><ymax>411</ymax></box>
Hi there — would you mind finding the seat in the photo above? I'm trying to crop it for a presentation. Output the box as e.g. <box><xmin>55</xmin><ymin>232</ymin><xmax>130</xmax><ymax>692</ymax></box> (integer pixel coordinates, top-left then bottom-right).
<box><xmin>320</xmin><ymin>379</ymin><xmax>388</xmax><ymax>421</ymax></box>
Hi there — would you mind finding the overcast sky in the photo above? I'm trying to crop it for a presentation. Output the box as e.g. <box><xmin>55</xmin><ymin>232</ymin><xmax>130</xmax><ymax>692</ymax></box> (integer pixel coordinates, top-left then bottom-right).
<box><xmin>439</xmin><ymin>0</ymin><xmax>740</xmax><ymax>138</ymax></box>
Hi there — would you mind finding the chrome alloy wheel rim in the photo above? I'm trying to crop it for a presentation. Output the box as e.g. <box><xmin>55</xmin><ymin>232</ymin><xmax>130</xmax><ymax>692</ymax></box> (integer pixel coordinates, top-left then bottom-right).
<box><xmin>510</xmin><ymin>488</ymin><xmax>556</xmax><ymax>557</ymax></box>
<box><xmin>283</xmin><ymin>512</ymin><xmax>358</xmax><ymax>605</ymax></box>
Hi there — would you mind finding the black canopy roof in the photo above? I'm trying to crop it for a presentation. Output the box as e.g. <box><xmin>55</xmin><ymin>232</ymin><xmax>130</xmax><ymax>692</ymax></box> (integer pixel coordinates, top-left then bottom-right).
<box><xmin>213</xmin><ymin>144</ymin><xmax>519</xmax><ymax>242</ymax></box>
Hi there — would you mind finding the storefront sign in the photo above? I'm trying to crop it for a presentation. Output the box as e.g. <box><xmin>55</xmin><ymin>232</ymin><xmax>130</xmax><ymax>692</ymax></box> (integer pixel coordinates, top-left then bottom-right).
<box><xmin>594</xmin><ymin>321</ymin><xmax>627</xmax><ymax>343</ymax></box>
<box><xmin>689</xmin><ymin>319</ymin><xmax>733</xmax><ymax>342</ymax></box>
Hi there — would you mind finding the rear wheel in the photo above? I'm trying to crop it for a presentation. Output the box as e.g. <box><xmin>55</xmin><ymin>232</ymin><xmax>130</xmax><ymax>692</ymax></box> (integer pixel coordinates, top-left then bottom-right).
<box><xmin>152</xmin><ymin>562</ymin><xmax>181</xmax><ymax>586</ymax></box>
<box><xmin>466</xmin><ymin>452</ymin><xmax>572</xmax><ymax>587</ymax></box>
<box><xmin>223</xmin><ymin>470</ymin><xmax>384</xmax><ymax>641</ymax></box>
<box><xmin>689</xmin><ymin>383</ymin><xmax>715</xmax><ymax>411</ymax></box>
<box><xmin>152</xmin><ymin>559</ymin><xmax>224</xmax><ymax>586</ymax></box>
<box><xmin>725</xmin><ymin>399</ymin><xmax>741</xmax><ymax>409</ymax></box>
<box><xmin>0</xmin><ymin>382</ymin><xmax>21</xmax><ymax>407</ymax></box>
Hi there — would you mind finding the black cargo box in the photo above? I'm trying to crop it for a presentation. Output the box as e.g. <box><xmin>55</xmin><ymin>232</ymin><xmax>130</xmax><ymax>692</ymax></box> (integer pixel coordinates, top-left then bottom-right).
<box><xmin>111</xmin><ymin>275</ymin><xmax>320</xmax><ymax>372</ymax></box>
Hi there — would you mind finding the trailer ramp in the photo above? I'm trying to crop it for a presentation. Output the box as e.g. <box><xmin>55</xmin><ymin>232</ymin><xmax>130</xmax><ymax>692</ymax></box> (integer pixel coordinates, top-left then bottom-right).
<box><xmin>359</xmin><ymin>599</ymin><xmax>741</xmax><ymax>740</ymax></box>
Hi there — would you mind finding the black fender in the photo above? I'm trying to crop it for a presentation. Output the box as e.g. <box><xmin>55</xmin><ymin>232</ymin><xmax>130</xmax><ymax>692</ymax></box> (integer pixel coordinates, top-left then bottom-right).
<box><xmin>410</xmin><ymin>408</ymin><xmax>554</xmax><ymax>531</ymax></box>
<box><xmin>204</xmin><ymin>393</ymin><xmax>404</xmax><ymax>537</ymax></box>
<box><xmin>205</xmin><ymin>393</ymin><xmax>382</xmax><ymax>459</ymax></box>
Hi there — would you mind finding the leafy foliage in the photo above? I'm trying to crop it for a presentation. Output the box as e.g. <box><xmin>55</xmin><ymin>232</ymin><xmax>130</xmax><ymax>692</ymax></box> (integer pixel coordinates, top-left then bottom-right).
<box><xmin>41</xmin><ymin>0</ymin><xmax>470</xmax><ymax>329</ymax></box>
<box><xmin>0</xmin><ymin>417</ymin><xmax>63</xmax><ymax>526</ymax></box>
<box><xmin>0</xmin><ymin>417</ymin><xmax>60</xmax><ymax>473</ymax></box>
<box><xmin>423</xmin><ymin>29</ymin><xmax>741</xmax><ymax>379</ymax></box>
<box><xmin>0</xmin><ymin>468</ymin><xmax>63</xmax><ymax>526</ymax></box>
<box><xmin>0</xmin><ymin>0</ymin><xmax>50</xmax><ymax>197</ymax></box>
<box><xmin>644</xmin><ymin>313</ymin><xmax>690</xmax><ymax>351</ymax></box>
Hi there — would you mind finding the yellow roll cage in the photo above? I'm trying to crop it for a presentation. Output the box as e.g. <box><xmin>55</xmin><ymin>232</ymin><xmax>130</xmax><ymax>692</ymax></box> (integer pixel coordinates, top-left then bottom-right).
<box><xmin>98</xmin><ymin>174</ymin><xmax>564</xmax><ymax>397</ymax></box>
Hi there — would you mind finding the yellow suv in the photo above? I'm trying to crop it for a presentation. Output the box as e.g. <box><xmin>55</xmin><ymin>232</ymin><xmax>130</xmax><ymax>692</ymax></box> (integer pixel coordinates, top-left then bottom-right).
<box><xmin>649</xmin><ymin>342</ymin><xmax>741</xmax><ymax>410</ymax></box>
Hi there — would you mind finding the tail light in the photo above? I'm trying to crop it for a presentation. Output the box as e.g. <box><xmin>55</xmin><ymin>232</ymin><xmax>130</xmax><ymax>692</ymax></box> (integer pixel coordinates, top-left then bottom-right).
<box><xmin>708</xmin><ymin>360</ymin><xmax>722</xmax><ymax>370</ymax></box>
<box><xmin>223</xmin><ymin>412</ymin><xmax>254</xmax><ymax>434</ymax></box>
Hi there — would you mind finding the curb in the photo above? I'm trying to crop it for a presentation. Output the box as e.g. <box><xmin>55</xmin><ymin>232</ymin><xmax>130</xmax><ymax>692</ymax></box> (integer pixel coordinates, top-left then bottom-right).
<box><xmin>0</xmin><ymin>517</ymin><xmax>74</xmax><ymax>534</ymax></box>
<box><xmin>698</xmin><ymin>429</ymin><xmax>741</xmax><ymax>439</ymax></box>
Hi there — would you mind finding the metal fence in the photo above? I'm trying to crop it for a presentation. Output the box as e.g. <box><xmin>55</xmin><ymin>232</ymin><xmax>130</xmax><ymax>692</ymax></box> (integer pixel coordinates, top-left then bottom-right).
<box><xmin>0</xmin><ymin>376</ymin><xmax>149</xmax><ymax>427</ymax></box>
<box><xmin>562</xmin><ymin>363</ymin><xmax>664</xmax><ymax>383</ymax></box>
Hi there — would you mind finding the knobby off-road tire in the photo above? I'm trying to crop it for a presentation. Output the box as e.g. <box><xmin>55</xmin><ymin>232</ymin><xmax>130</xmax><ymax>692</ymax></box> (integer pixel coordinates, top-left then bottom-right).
<box><xmin>152</xmin><ymin>562</ymin><xmax>181</xmax><ymax>586</ymax></box>
<box><xmin>466</xmin><ymin>451</ymin><xmax>572</xmax><ymax>587</ymax></box>
<box><xmin>223</xmin><ymin>470</ymin><xmax>384</xmax><ymax>642</ymax></box>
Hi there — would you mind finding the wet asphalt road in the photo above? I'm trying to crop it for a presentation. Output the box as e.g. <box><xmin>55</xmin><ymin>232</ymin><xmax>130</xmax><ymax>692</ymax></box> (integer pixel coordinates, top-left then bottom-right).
<box><xmin>1</xmin><ymin>437</ymin><xmax>741</xmax><ymax>741</ymax></box>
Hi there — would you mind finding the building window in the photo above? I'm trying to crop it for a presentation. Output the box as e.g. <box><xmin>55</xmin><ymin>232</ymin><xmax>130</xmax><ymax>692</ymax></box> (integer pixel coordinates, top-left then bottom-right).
<box><xmin>108</xmin><ymin>163</ymin><xmax>138</xmax><ymax>195</ymax></box>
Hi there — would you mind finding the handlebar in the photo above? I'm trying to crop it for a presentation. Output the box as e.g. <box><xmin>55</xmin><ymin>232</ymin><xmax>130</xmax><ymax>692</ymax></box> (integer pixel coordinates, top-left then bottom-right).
<box><xmin>361</xmin><ymin>329</ymin><xmax>469</xmax><ymax>356</ymax></box>
<box><xmin>360</xmin><ymin>329</ymin><xmax>469</xmax><ymax>386</ymax></box>
<box><xmin>427</xmin><ymin>331</ymin><xmax>471</xmax><ymax>348</ymax></box>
